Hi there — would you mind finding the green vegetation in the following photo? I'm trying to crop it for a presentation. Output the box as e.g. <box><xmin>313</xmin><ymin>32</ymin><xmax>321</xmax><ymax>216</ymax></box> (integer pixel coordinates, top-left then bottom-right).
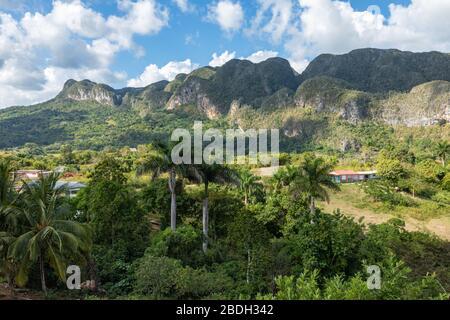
<box><xmin>0</xmin><ymin>48</ymin><xmax>449</xmax><ymax>300</ymax></box>
<box><xmin>1</xmin><ymin>143</ymin><xmax>449</xmax><ymax>300</ymax></box>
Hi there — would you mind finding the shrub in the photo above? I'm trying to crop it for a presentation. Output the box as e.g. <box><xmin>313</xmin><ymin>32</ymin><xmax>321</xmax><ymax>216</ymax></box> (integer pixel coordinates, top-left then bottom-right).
<box><xmin>134</xmin><ymin>255</ymin><xmax>233</xmax><ymax>299</ymax></box>
<box><xmin>146</xmin><ymin>225</ymin><xmax>204</xmax><ymax>267</ymax></box>
<box><xmin>416</xmin><ymin>159</ymin><xmax>446</xmax><ymax>183</ymax></box>
<box><xmin>363</xmin><ymin>180</ymin><xmax>415</xmax><ymax>207</ymax></box>
<box><xmin>376</xmin><ymin>156</ymin><xmax>406</xmax><ymax>183</ymax></box>
<box><xmin>280</xmin><ymin>211</ymin><xmax>365</xmax><ymax>278</ymax></box>
<box><xmin>431</xmin><ymin>191</ymin><xmax>450</xmax><ymax>205</ymax></box>
<box><xmin>260</xmin><ymin>256</ymin><xmax>448</xmax><ymax>300</ymax></box>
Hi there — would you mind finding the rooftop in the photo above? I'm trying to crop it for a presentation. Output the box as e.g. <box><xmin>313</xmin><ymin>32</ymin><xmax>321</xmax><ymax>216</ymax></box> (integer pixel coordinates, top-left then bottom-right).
<box><xmin>330</xmin><ymin>170</ymin><xmax>377</xmax><ymax>176</ymax></box>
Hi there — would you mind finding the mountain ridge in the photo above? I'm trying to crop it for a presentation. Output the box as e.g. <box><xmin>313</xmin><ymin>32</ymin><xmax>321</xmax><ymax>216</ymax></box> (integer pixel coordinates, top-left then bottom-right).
<box><xmin>1</xmin><ymin>48</ymin><xmax>449</xmax><ymax>149</ymax></box>
<box><xmin>50</xmin><ymin>49</ymin><xmax>450</xmax><ymax>123</ymax></box>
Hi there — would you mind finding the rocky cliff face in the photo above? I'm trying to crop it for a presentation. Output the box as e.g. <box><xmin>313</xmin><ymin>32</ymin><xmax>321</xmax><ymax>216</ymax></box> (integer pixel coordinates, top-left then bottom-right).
<box><xmin>58</xmin><ymin>79</ymin><xmax>171</xmax><ymax>112</ymax></box>
<box><xmin>166</xmin><ymin>76</ymin><xmax>221</xmax><ymax>119</ymax></box>
<box><xmin>167</xmin><ymin>58</ymin><xmax>300</xmax><ymax>118</ymax></box>
<box><xmin>59</xmin><ymin>80</ymin><xmax>123</xmax><ymax>107</ymax></box>
<box><xmin>379</xmin><ymin>81</ymin><xmax>450</xmax><ymax>126</ymax></box>
<box><xmin>54</xmin><ymin>49</ymin><xmax>450</xmax><ymax>126</ymax></box>
<box><xmin>294</xmin><ymin>76</ymin><xmax>370</xmax><ymax>123</ymax></box>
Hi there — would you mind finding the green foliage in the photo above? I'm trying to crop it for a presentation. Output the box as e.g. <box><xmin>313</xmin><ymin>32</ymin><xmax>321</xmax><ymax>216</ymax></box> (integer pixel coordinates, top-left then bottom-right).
<box><xmin>363</xmin><ymin>180</ymin><xmax>415</xmax><ymax>207</ymax></box>
<box><xmin>432</xmin><ymin>191</ymin><xmax>450</xmax><ymax>205</ymax></box>
<box><xmin>442</xmin><ymin>173</ymin><xmax>450</xmax><ymax>191</ymax></box>
<box><xmin>416</xmin><ymin>159</ymin><xmax>446</xmax><ymax>183</ymax></box>
<box><xmin>1</xmin><ymin>49</ymin><xmax>450</xmax><ymax>301</ymax></box>
<box><xmin>434</xmin><ymin>140</ymin><xmax>450</xmax><ymax>166</ymax></box>
<box><xmin>280</xmin><ymin>211</ymin><xmax>365</xmax><ymax>278</ymax></box>
<box><xmin>361</xmin><ymin>220</ymin><xmax>450</xmax><ymax>292</ymax></box>
<box><xmin>146</xmin><ymin>226</ymin><xmax>204</xmax><ymax>267</ymax></box>
<box><xmin>295</xmin><ymin>76</ymin><xmax>370</xmax><ymax>115</ymax></box>
<box><xmin>289</xmin><ymin>153</ymin><xmax>339</xmax><ymax>204</ymax></box>
<box><xmin>236</xmin><ymin>169</ymin><xmax>264</xmax><ymax>206</ymax></box>
<box><xmin>376</xmin><ymin>154</ymin><xmax>406</xmax><ymax>183</ymax></box>
<box><xmin>7</xmin><ymin>174</ymin><xmax>91</xmax><ymax>293</ymax></box>
<box><xmin>75</xmin><ymin>158</ymin><xmax>150</xmax><ymax>294</ymax></box>
<box><xmin>262</xmin><ymin>256</ymin><xmax>448</xmax><ymax>300</ymax></box>
<box><xmin>134</xmin><ymin>255</ymin><xmax>232</xmax><ymax>299</ymax></box>
<box><xmin>88</xmin><ymin>157</ymin><xmax>127</xmax><ymax>184</ymax></box>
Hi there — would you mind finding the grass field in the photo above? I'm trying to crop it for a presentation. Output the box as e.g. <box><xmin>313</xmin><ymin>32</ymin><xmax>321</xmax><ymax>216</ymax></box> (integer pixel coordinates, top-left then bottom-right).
<box><xmin>318</xmin><ymin>184</ymin><xmax>450</xmax><ymax>241</ymax></box>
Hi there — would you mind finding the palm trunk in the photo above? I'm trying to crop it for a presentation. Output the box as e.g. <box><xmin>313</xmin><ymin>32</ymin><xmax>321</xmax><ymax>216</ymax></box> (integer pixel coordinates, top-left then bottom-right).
<box><xmin>309</xmin><ymin>196</ymin><xmax>316</xmax><ymax>224</ymax></box>
<box><xmin>244</xmin><ymin>192</ymin><xmax>248</xmax><ymax>207</ymax></box>
<box><xmin>310</xmin><ymin>196</ymin><xmax>315</xmax><ymax>216</ymax></box>
<box><xmin>246</xmin><ymin>249</ymin><xmax>252</xmax><ymax>284</ymax></box>
<box><xmin>39</xmin><ymin>252</ymin><xmax>47</xmax><ymax>295</ymax></box>
<box><xmin>88</xmin><ymin>255</ymin><xmax>98</xmax><ymax>292</ymax></box>
<box><xmin>168</xmin><ymin>169</ymin><xmax>177</xmax><ymax>231</ymax></box>
<box><xmin>202</xmin><ymin>181</ymin><xmax>209</xmax><ymax>253</ymax></box>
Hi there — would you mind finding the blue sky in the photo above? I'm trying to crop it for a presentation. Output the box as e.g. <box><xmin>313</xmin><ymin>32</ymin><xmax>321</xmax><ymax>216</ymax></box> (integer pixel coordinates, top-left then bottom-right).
<box><xmin>5</xmin><ymin>0</ymin><xmax>411</xmax><ymax>77</ymax></box>
<box><xmin>1</xmin><ymin>0</ymin><xmax>449</xmax><ymax>108</ymax></box>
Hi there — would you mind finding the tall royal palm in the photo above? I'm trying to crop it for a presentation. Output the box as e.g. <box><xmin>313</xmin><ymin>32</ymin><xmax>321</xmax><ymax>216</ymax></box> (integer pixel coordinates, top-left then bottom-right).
<box><xmin>186</xmin><ymin>164</ymin><xmax>237</xmax><ymax>253</ymax></box>
<box><xmin>291</xmin><ymin>154</ymin><xmax>339</xmax><ymax>216</ymax></box>
<box><xmin>138</xmin><ymin>143</ymin><xmax>183</xmax><ymax>231</ymax></box>
<box><xmin>8</xmin><ymin>173</ymin><xmax>91</xmax><ymax>295</ymax></box>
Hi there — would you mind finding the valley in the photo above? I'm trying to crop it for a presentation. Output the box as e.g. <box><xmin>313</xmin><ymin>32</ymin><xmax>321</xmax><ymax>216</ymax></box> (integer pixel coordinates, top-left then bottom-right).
<box><xmin>1</xmin><ymin>48</ymin><xmax>449</xmax><ymax>300</ymax></box>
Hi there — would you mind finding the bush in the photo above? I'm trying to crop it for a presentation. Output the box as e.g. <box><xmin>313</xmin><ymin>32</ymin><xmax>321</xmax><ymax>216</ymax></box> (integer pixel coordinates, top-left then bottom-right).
<box><xmin>260</xmin><ymin>256</ymin><xmax>448</xmax><ymax>300</ymax></box>
<box><xmin>363</xmin><ymin>180</ymin><xmax>415</xmax><ymax>207</ymax></box>
<box><xmin>441</xmin><ymin>173</ymin><xmax>450</xmax><ymax>191</ymax></box>
<box><xmin>376</xmin><ymin>155</ymin><xmax>406</xmax><ymax>183</ymax></box>
<box><xmin>146</xmin><ymin>225</ymin><xmax>205</xmax><ymax>267</ymax></box>
<box><xmin>416</xmin><ymin>159</ymin><xmax>446</xmax><ymax>183</ymax></box>
<box><xmin>280</xmin><ymin>211</ymin><xmax>365</xmax><ymax>278</ymax></box>
<box><xmin>134</xmin><ymin>255</ymin><xmax>233</xmax><ymax>299</ymax></box>
<box><xmin>432</xmin><ymin>191</ymin><xmax>450</xmax><ymax>205</ymax></box>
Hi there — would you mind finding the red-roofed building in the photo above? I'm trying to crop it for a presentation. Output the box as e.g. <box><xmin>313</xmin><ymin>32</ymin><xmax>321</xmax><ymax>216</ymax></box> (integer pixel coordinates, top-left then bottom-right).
<box><xmin>330</xmin><ymin>170</ymin><xmax>377</xmax><ymax>184</ymax></box>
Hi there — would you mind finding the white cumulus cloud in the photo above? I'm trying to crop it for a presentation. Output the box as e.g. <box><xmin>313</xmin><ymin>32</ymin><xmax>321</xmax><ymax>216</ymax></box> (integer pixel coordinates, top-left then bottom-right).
<box><xmin>173</xmin><ymin>0</ymin><xmax>192</xmax><ymax>13</ymax></box>
<box><xmin>247</xmin><ymin>0</ymin><xmax>293</xmax><ymax>43</ymax></box>
<box><xmin>243</xmin><ymin>50</ymin><xmax>279</xmax><ymax>63</ymax></box>
<box><xmin>128</xmin><ymin>59</ymin><xmax>199</xmax><ymax>87</ymax></box>
<box><xmin>285</xmin><ymin>0</ymin><xmax>450</xmax><ymax>73</ymax></box>
<box><xmin>0</xmin><ymin>0</ymin><xmax>170</xmax><ymax>108</ymax></box>
<box><xmin>209</xmin><ymin>51</ymin><xmax>236</xmax><ymax>67</ymax></box>
<box><xmin>208</xmin><ymin>0</ymin><xmax>244</xmax><ymax>33</ymax></box>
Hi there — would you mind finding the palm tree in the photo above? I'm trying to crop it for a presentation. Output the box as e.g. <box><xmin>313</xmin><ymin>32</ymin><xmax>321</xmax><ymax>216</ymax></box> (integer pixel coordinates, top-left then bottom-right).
<box><xmin>237</xmin><ymin>169</ymin><xmax>263</xmax><ymax>206</ymax></box>
<box><xmin>271</xmin><ymin>165</ymin><xmax>298</xmax><ymax>191</ymax></box>
<box><xmin>290</xmin><ymin>154</ymin><xmax>339</xmax><ymax>216</ymax></box>
<box><xmin>137</xmin><ymin>143</ymin><xmax>184</xmax><ymax>231</ymax></box>
<box><xmin>186</xmin><ymin>164</ymin><xmax>237</xmax><ymax>253</ymax></box>
<box><xmin>435</xmin><ymin>141</ymin><xmax>450</xmax><ymax>167</ymax></box>
<box><xmin>0</xmin><ymin>160</ymin><xmax>18</xmax><ymax>289</ymax></box>
<box><xmin>7</xmin><ymin>173</ymin><xmax>91</xmax><ymax>295</ymax></box>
